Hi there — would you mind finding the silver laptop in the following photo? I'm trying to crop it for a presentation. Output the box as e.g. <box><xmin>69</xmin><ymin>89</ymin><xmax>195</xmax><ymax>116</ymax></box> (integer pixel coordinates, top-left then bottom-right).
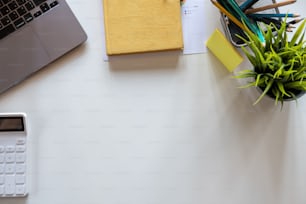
<box><xmin>0</xmin><ymin>0</ymin><xmax>87</xmax><ymax>94</ymax></box>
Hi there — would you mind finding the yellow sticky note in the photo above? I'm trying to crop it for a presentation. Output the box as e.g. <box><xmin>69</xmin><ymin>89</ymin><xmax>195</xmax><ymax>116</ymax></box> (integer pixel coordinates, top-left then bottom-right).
<box><xmin>206</xmin><ymin>29</ymin><xmax>243</xmax><ymax>72</ymax></box>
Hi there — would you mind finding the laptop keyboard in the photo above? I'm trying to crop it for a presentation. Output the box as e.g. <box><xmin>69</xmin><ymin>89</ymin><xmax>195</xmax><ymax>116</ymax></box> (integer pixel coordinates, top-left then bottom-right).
<box><xmin>0</xmin><ymin>0</ymin><xmax>59</xmax><ymax>40</ymax></box>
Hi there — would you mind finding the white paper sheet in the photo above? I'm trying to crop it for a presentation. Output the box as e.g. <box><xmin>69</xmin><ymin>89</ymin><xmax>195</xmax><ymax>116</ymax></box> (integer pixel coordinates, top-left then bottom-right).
<box><xmin>181</xmin><ymin>0</ymin><xmax>209</xmax><ymax>54</ymax></box>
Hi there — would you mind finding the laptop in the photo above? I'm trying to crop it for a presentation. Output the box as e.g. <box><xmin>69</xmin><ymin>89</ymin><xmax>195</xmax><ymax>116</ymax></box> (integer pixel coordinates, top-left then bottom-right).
<box><xmin>0</xmin><ymin>0</ymin><xmax>87</xmax><ymax>94</ymax></box>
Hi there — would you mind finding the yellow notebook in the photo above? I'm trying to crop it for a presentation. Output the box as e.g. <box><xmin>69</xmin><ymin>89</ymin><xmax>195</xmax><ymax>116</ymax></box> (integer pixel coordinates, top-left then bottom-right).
<box><xmin>102</xmin><ymin>0</ymin><xmax>183</xmax><ymax>55</ymax></box>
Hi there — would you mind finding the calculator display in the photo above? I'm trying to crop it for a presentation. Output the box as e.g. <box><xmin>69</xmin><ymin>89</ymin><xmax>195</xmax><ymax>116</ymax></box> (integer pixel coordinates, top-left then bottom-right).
<box><xmin>0</xmin><ymin>117</ymin><xmax>24</xmax><ymax>132</ymax></box>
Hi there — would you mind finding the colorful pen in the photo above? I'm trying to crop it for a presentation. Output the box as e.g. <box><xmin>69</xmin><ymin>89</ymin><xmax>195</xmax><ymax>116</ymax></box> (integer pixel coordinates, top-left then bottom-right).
<box><xmin>245</xmin><ymin>0</ymin><xmax>297</xmax><ymax>14</ymax></box>
<box><xmin>248</xmin><ymin>13</ymin><xmax>300</xmax><ymax>18</ymax></box>
<box><xmin>240</xmin><ymin>0</ymin><xmax>259</xmax><ymax>11</ymax></box>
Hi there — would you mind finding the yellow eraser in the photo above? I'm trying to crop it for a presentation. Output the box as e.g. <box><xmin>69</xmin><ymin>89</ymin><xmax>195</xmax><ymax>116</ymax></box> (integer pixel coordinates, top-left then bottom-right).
<box><xmin>206</xmin><ymin>29</ymin><xmax>243</xmax><ymax>72</ymax></box>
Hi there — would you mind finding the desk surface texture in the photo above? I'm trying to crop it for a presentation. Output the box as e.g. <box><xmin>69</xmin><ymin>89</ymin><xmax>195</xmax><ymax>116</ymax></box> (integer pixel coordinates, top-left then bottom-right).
<box><xmin>0</xmin><ymin>0</ymin><xmax>306</xmax><ymax>204</ymax></box>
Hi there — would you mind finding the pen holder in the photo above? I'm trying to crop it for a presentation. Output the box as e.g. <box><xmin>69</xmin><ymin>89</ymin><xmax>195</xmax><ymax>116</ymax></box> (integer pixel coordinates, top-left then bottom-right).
<box><xmin>221</xmin><ymin>0</ymin><xmax>280</xmax><ymax>47</ymax></box>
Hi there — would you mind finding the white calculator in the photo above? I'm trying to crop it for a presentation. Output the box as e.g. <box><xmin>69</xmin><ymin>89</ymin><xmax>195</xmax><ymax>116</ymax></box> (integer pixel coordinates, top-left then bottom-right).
<box><xmin>0</xmin><ymin>113</ymin><xmax>27</xmax><ymax>197</ymax></box>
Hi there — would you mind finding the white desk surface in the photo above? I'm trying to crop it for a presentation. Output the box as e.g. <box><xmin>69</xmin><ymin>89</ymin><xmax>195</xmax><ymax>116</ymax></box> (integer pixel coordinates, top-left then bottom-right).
<box><xmin>1</xmin><ymin>0</ymin><xmax>306</xmax><ymax>204</ymax></box>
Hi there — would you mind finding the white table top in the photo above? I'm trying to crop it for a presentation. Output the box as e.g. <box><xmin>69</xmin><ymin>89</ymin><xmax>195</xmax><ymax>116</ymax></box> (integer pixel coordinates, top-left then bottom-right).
<box><xmin>1</xmin><ymin>0</ymin><xmax>306</xmax><ymax>203</ymax></box>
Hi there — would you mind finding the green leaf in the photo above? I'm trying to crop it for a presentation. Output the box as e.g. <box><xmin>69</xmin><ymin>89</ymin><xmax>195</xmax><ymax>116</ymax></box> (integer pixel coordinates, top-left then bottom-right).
<box><xmin>272</xmin><ymin>87</ymin><xmax>280</xmax><ymax>105</ymax></box>
<box><xmin>290</xmin><ymin>19</ymin><xmax>306</xmax><ymax>47</ymax></box>
<box><xmin>253</xmin><ymin>79</ymin><xmax>274</xmax><ymax>105</ymax></box>
<box><xmin>239</xmin><ymin>81</ymin><xmax>257</xmax><ymax>89</ymax></box>
<box><xmin>276</xmin><ymin>81</ymin><xmax>290</xmax><ymax>97</ymax></box>
<box><xmin>255</xmin><ymin>74</ymin><xmax>262</xmax><ymax>86</ymax></box>
<box><xmin>241</xmin><ymin>46</ymin><xmax>257</xmax><ymax>66</ymax></box>
<box><xmin>285</xmin><ymin>81</ymin><xmax>306</xmax><ymax>90</ymax></box>
<box><xmin>234</xmin><ymin>70</ymin><xmax>257</xmax><ymax>79</ymax></box>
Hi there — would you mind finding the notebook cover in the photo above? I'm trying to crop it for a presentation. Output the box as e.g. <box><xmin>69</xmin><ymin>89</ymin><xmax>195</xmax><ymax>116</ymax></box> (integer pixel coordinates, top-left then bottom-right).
<box><xmin>102</xmin><ymin>0</ymin><xmax>183</xmax><ymax>55</ymax></box>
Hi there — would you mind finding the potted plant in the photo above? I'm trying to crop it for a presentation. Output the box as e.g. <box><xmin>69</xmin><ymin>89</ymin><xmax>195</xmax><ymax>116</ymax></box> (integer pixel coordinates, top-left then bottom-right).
<box><xmin>235</xmin><ymin>18</ymin><xmax>306</xmax><ymax>106</ymax></box>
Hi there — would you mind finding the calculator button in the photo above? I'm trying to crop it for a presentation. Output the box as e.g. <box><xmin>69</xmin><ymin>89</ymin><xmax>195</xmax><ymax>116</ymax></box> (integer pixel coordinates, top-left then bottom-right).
<box><xmin>16</xmin><ymin>153</ymin><xmax>25</xmax><ymax>163</ymax></box>
<box><xmin>5</xmin><ymin>175</ymin><xmax>15</xmax><ymax>194</ymax></box>
<box><xmin>15</xmin><ymin>164</ymin><xmax>25</xmax><ymax>173</ymax></box>
<box><xmin>6</xmin><ymin>146</ymin><xmax>15</xmax><ymax>152</ymax></box>
<box><xmin>15</xmin><ymin>175</ymin><xmax>25</xmax><ymax>184</ymax></box>
<box><xmin>16</xmin><ymin>145</ymin><xmax>26</xmax><ymax>152</ymax></box>
<box><xmin>16</xmin><ymin>138</ymin><xmax>26</xmax><ymax>145</ymax></box>
<box><xmin>0</xmin><ymin>165</ymin><xmax>4</xmax><ymax>173</ymax></box>
<box><xmin>0</xmin><ymin>154</ymin><xmax>4</xmax><ymax>163</ymax></box>
<box><xmin>5</xmin><ymin>164</ymin><xmax>15</xmax><ymax>174</ymax></box>
<box><xmin>15</xmin><ymin>185</ymin><xmax>25</xmax><ymax>195</ymax></box>
<box><xmin>5</xmin><ymin>153</ymin><xmax>15</xmax><ymax>163</ymax></box>
<box><xmin>0</xmin><ymin>146</ymin><xmax>4</xmax><ymax>153</ymax></box>
<box><xmin>5</xmin><ymin>184</ymin><xmax>15</xmax><ymax>195</ymax></box>
<box><xmin>0</xmin><ymin>176</ymin><xmax>4</xmax><ymax>184</ymax></box>
<box><xmin>5</xmin><ymin>175</ymin><xmax>15</xmax><ymax>183</ymax></box>
<box><xmin>0</xmin><ymin>186</ymin><xmax>4</xmax><ymax>194</ymax></box>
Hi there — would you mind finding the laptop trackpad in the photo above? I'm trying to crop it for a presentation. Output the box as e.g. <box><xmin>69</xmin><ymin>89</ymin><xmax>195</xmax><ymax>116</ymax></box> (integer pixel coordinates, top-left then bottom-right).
<box><xmin>0</xmin><ymin>26</ymin><xmax>50</xmax><ymax>82</ymax></box>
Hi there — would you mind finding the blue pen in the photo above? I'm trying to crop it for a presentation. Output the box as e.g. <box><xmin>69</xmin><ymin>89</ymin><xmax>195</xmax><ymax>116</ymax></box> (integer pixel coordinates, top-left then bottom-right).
<box><xmin>240</xmin><ymin>0</ymin><xmax>259</xmax><ymax>11</ymax></box>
